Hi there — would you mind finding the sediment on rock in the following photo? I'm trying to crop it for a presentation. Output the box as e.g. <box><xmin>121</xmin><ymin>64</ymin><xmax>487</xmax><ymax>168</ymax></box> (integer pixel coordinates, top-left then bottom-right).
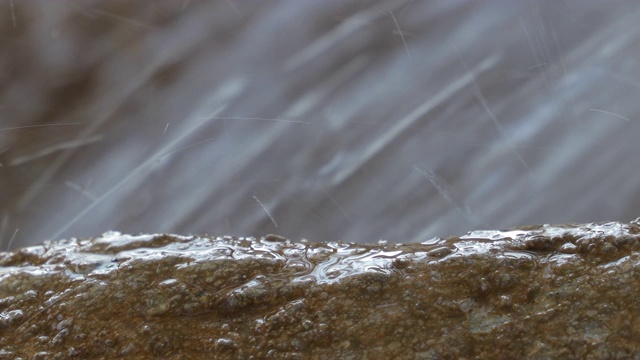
<box><xmin>2</xmin><ymin>221</ymin><xmax>640</xmax><ymax>359</ymax></box>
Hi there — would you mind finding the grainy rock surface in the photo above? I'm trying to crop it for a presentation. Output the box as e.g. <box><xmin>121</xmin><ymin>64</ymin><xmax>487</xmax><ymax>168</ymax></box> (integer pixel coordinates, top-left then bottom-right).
<box><xmin>3</xmin><ymin>221</ymin><xmax>640</xmax><ymax>358</ymax></box>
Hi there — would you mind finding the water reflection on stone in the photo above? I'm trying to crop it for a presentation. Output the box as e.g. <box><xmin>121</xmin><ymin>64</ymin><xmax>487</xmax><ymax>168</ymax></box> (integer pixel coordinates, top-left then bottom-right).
<box><xmin>2</xmin><ymin>221</ymin><xmax>640</xmax><ymax>357</ymax></box>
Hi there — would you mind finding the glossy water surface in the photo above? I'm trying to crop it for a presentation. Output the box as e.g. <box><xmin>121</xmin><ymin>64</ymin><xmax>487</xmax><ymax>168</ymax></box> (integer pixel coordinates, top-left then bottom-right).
<box><xmin>2</xmin><ymin>222</ymin><xmax>640</xmax><ymax>358</ymax></box>
<box><xmin>4</xmin><ymin>220</ymin><xmax>637</xmax><ymax>284</ymax></box>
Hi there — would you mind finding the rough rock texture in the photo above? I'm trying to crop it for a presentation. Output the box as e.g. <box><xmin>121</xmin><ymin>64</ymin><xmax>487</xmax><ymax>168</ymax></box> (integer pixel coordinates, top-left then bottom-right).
<box><xmin>3</xmin><ymin>221</ymin><xmax>640</xmax><ymax>359</ymax></box>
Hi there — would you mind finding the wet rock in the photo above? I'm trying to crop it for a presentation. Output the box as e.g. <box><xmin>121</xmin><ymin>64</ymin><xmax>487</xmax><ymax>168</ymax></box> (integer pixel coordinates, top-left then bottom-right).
<box><xmin>0</xmin><ymin>309</ymin><xmax>24</xmax><ymax>330</ymax></box>
<box><xmin>2</xmin><ymin>222</ymin><xmax>640</xmax><ymax>358</ymax></box>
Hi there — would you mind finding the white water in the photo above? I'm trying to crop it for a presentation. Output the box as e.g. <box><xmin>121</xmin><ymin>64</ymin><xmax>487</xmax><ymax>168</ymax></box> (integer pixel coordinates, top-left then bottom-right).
<box><xmin>1</xmin><ymin>1</ymin><xmax>640</xmax><ymax>248</ymax></box>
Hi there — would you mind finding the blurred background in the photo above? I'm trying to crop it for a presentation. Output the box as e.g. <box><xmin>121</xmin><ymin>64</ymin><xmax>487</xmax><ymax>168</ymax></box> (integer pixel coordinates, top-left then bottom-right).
<box><xmin>2</xmin><ymin>0</ymin><xmax>640</xmax><ymax>249</ymax></box>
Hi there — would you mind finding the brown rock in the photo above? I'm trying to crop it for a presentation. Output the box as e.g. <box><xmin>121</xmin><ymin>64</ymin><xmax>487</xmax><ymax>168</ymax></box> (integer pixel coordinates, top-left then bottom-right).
<box><xmin>2</xmin><ymin>221</ymin><xmax>640</xmax><ymax>358</ymax></box>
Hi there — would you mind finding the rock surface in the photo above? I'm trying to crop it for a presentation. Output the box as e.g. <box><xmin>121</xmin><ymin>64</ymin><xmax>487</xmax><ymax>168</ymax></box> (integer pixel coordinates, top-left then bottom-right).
<box><xmin>2</xmin><ymin>221</ymin><xmax>640</xmax><ymax>358</ymax></box>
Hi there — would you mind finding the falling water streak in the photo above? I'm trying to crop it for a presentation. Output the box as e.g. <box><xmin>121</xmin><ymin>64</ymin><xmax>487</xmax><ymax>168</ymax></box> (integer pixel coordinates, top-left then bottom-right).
<box><xmin>319</xmin><ymin>185</ymin><xmax>353</xmax><ymax>222</ymax></box>
<box><xmin>588</xmin><ymin>109</ymin><xmax>631</xmax><ymax>122</ymax></box>
<box><xmin>528</xmin><ymin>63</ymin><xmax>548</xmax><ymax>70</ymax></box>
<box><xmin>397</xmin><ymin>0</ymin><xmax>415</xmax><ymax>17</ymax></box>
<box><xmin>65</xmin><ymin>181</ymin><xmax>98</xmax><ymax>202</ymax></box>
<box><xmin>520</xmin><ymin>15</ymin><xmax>571</xmax><ymax>135</ymax></box>
<box><xmin>389</xmin><ymin>10</ymin><xmax>412</xmax><ymax>62</ymax></box>
<box><xmin>286</xmin><ymin>0</ymin><xmax>407</xmax><ymax>69</ymax></box>
<box><xmin>332</xmin><ymin>55</ymin><xmax>498</xmax><ymax>186</ymax></box>
<box><xmin>197</xmin><ymin>116</ymin><xmax>311</xmax><ymax>124</ymax></box>
<box><xmin>551</xmin><ymin>28</ymin><xmax>569</xmax><ymax>86</ymax></box>
<box><xmin>519</xmin><ymin>16</ymin><xmax>542</xmax><ymax>67</ymax></box>
<box><xmin>0</xmin><ymin>123</ymin><xmax>81</xmax><ymax>132</ymax></box>
<box><xmin>9</xmin><ymin>135</ymin><xmax>103</xmax><ymax>166</ymax></box>
<box><xmin>160</xmin><ymin>136</ymin><xmax>220</xmax><ymax>159</ymax></box>
<box><xmin>7</xmin><ymin>228</ymin><xmax>18</xmax><ymax>251</ymax></box>
<box><xmin>456</xmin><ymin>52</ymin><xmax>533</xmax><ymax>178</ymax></box>
<box><xmin>253</xmin><ymin>195</ymin><xmax>278</xmax><ymax>228</ymax></box>
<box><xmin>88</xmin><ymin>9</ymin><xmax>153</xmax><ymax>29</ymax></box>
<box><xmin>413</xmin><ymin>165</ymin><xmax>481</xmax><ymax>225</ymax></box>
<box><xmin>413</xmin><ymin>166</ymin><xmax>456</xmax><ymax>209</ymax></box>
<box><xmin>5</xmin><ymin>1</ymin><xmax>640</xmax><ymax>250</ymax></box>
<box><xmin>163</xmin><ymin>123</ymin><xmax>169</xmax><ymax>134</ymax></box>
<box><xmin>51</xmin><ymin>160</ymin><xmax>163</xmax><ymax>241</ymax></box>
<box><xmin>9</xmin><ymin>0</ymin><xmax>15</xmax><ymax>28</ymax></box>
<box><xmin>48</xmin><ymin>102</ymin><xmax>231</xmax><ymax>242</ymax></box>
<box><xmin>16</xmin><ymin>4</ymin><xmax>217</xmax><ymax>212</ymax></box>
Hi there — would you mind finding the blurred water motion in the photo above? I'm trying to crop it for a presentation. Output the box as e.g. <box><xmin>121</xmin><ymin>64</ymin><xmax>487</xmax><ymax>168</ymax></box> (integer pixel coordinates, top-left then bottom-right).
<box><xmin>1</xmin><ymin>0</ymin><xmax>640</xmax><ymax>248</ymax></box>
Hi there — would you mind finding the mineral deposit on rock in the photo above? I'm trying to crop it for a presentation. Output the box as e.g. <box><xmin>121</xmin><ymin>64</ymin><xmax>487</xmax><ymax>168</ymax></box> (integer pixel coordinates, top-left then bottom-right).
<box><xmin>2</xmin><ymin>221</ymin><xmax>640</xmax><ymax>359</ymax></box>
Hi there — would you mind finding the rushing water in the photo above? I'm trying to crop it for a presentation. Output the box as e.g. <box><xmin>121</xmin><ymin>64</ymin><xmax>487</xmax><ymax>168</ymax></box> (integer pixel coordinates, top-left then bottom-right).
<box><xmin>2</xmin><ymin>1</ymin><xmax>640</xmax><ymax>248</ymax></box>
